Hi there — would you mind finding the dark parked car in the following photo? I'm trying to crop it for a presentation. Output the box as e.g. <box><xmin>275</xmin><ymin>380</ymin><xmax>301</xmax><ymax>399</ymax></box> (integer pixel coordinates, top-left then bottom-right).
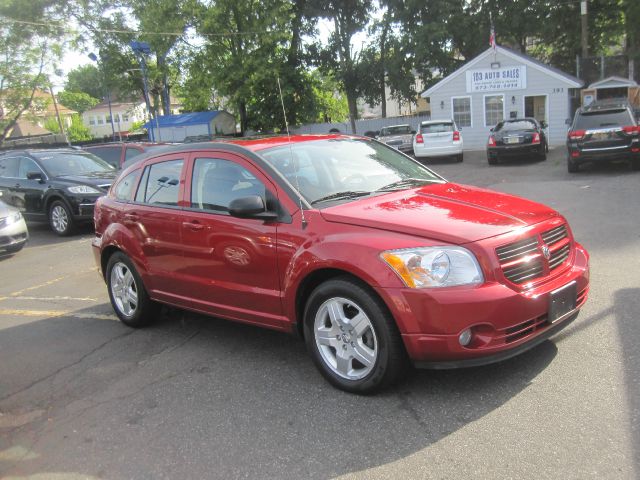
<box><xmin>93</xmin><ymin>135</ymin><xmax>589</xmax><ymax>393</ymax></box>
<box><xmin>566</xmin><ymin>100</ymin><xmax>640</xmax><ymax>172</ymax></box>
<box><xmin>487</xmin><ymin>118</ymin><xmax>548</xmax><ymax>164</ymax></box>
<box><xmin>83</xmin><ymin>142</ymin><xmax>166</xmax><ymax>169</ymax></box>
<box><xmin>0</xmin><ymin>149</ymin><xmax>117</xmax><ymax>235</ymax></box>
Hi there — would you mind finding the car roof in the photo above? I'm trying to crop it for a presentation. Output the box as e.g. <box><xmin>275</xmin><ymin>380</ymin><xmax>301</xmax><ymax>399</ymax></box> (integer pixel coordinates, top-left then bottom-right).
<box><xmin>381</xmin><ymin>124</ymin><xmax>410</xmax><ymax>128</ymax></box>
<box><xmin>0</xmin><ymin>147</ymin><xmax>82</xmax><ymax>157</ymax></box>
<box><xmin>580</xmin><ymin>99</ymin><xmax>631</xmax><ymax>114</ymax></box>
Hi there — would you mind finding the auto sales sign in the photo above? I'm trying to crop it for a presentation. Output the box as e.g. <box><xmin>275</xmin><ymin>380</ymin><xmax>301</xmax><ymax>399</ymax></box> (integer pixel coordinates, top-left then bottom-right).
<box><xmin>465</xmin><ymin>66</ymin><xmax>526</xmax><ymax>92</ymax></box>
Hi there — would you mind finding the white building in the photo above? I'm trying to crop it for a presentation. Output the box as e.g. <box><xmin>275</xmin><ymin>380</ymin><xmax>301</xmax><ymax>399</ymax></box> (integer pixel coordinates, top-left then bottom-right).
<box><xmin>421</xmin><ymin>45</ymin><xmax>584</xmax><ymax>148</ymax></box>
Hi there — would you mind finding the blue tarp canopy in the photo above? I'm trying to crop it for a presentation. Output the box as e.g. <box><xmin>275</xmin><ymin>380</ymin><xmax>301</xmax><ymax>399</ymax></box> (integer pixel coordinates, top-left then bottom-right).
<box><xmin>143</xmin><ymin>111</ymin><xmax>221</xmax><ymax>129</ymax></box>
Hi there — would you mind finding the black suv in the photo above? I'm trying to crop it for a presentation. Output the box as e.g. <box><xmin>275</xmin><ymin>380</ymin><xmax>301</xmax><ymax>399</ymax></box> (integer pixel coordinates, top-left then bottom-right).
<box><xmin>0</xmin><ymin>149</ymin><xmax>117</xmax><ymax>235</ymax></box>
<box><xmin>567</xmin><ymin>100</ymin><xmax>640</xmax><ymax>172</ymax></box>
<box><xmin>83</xmin><ymin>142</ymin><xmax>166</xmax><ymax>169</ymax></box>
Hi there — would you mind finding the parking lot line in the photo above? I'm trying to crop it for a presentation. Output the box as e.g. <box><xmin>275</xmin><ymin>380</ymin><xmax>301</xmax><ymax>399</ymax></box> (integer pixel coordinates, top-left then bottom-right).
<box><xmin>0</xmin><ymin>309</ymin><xmax>117</xmax><ymax>321</ymax></box>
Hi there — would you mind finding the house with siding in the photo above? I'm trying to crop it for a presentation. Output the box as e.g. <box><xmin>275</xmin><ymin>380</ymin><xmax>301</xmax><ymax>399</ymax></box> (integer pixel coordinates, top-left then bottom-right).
<box><xmin>421</xmin><ymin>45</ymin><xmax>584</xmax><ymax>149</ymax></box>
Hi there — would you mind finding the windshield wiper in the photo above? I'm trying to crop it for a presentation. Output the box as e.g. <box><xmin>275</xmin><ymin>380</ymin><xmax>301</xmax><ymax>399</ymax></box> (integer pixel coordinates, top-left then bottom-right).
<box><xmin>310</xmin><ymin>191</ymin><xmax>371</xmax><ymax>205</ymax></box>
<box><xmin>375</xmin><ymin>178</ymin><xmax>439</xmax><ymax>192</ymax></box>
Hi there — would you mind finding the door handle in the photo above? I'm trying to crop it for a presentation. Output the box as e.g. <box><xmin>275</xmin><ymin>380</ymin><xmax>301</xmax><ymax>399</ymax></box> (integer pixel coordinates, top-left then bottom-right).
<box><xmin>182</xmin><ymin>220</ymin><xmax>205</xmax><ymax>231</ymax></box>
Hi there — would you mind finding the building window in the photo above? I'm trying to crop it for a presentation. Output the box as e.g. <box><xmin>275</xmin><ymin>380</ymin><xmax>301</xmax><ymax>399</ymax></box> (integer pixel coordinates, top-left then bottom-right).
<box><xmin>89</xmin><ymin>116</ymin><xmax>95</xmax><ymax>126</ymax></box>
<box><xmin>106</xmin><ymin>114</ymin><xmax>112</xmax><ymax>123</ymax></box>
<box><xmin>122</xmin><ymin>113</ymin><xmax>129</xmax><ymax>122</ymax></box>
<box><xmin>97</xmin><ymin>116</ymin><xmax>104</xmax><ymax>125</ymax></box>
<box><xmin>452</xmin><ymin>97</ymin><xmax>472</xmax><ymax>128</ymax></box>
<box><xmin>484</xmin><ymin>95</ymin><xmax>504</xmax><ymax>127</ymax></box>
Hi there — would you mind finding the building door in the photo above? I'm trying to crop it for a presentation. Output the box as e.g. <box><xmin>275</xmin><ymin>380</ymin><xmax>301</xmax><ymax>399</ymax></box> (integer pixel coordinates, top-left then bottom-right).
<box><xmin>524</xmin><ymin>95</ymin><xmax>548</xmax><ymax>136</ymax></box>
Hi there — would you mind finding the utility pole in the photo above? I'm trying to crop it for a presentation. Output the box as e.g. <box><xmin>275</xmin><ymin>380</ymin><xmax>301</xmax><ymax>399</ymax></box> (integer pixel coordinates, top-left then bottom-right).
<box><xmin>581</xmin><ymin>1</ymin><xmax>589</xmax><ymax>59</ymax></box>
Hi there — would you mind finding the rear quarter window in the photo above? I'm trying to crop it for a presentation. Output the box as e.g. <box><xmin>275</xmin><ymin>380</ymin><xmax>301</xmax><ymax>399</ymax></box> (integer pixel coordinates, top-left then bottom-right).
<box><xmin>113</xmin><ymin>171</ymin><xmax>140</xmax><ymax>202</ymax></box>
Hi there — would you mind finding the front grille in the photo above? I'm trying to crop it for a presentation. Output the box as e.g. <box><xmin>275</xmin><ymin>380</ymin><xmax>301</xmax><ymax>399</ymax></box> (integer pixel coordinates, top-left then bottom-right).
<box><xmin>501</xmin><ymin>314</ymin><xmax>547</xmax><ymax>344</ymax></box>
<box><xmin>496</xmin><ymin>223</ymin><xmax>572</xmax><ymax>285</ymax></box>
<box><xmin>502</xmin><ymin>260</ymin><xmax>544</xmax><ymax>283</ymax></box>
<box><xmin>496</xmin><ymin>237</ymin><xmax>538</xmax><ymax>262</ymax></box>
<box><xmin>541</xmin><ymin>225</ymin><xmax>567</xmax><ymax>245</ymax></box>
<box><xmin>549</xmin><ymin>244</ymin><xmax>570</xmax><ymax>270</ymax></box>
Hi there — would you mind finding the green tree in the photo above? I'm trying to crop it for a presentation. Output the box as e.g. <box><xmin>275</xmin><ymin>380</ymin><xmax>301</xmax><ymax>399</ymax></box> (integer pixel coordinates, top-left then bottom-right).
<box><xmin>58</xmin><ymin>90</ymin><xmax>100</xmax><ymax>114</ymax></box>
<box><xmin>65</xmin><ymin>64</ymin><xmax>104</xmax><ymax>100</ymax></box>
<box><xmin>0</xmin><ymin>0</ymin><xmax>65</xmax><ymax>143</ymax></box>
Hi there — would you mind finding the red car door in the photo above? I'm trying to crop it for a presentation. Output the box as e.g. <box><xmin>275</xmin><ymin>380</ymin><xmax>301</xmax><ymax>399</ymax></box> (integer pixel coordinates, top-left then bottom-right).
<box><xmin>127</xmin><ymin>154</ymin><xmax>189</xmax><ymax>307</ymax></box>
<box><xmin>177</xmin><ymin>151</ymin><xmax>285</xmax><ymax>329</ymax></box>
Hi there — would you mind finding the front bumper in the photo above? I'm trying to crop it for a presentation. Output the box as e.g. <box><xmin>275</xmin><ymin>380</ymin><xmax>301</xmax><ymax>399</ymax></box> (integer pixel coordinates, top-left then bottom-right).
<box><xmin>66</xmin><ymin>195</ymin><xmax>102</xmax><ymax>221</ymax></box>
<box><xmin>380</xmin><ymin>244</ymin><xmax>589</xmax><ymax>367</ymax></box>
<box><xmin>0</xmin><ymin>217</ymin><xmax>28</xmax><ymax>249</ymax></box>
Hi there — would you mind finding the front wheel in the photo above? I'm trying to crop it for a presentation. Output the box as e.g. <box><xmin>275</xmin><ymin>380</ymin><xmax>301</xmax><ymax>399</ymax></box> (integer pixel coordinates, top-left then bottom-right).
<box><xmin>106</xmin><ymin>252</ymin><xmax>159</xmax><ymax>327</ymax></box>
<box><xmin>49</xmin><ymin>200</ymin><xmax>75</xmax><ymax>236</ymax></box>
<box><xmin>303</xmin><ymin>277</ymin><xmax>406</xmax><ymax>393</ymax></box>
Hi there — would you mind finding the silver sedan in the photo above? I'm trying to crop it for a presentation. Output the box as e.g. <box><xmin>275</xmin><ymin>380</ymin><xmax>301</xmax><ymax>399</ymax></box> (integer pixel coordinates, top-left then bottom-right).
<box><xmin>0</xmin><ymin>199</ymin><xmax>28</xmax><ymax>253</ymax></box>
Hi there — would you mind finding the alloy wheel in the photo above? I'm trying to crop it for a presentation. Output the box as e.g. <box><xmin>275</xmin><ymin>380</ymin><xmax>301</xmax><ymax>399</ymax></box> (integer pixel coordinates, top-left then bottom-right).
<box><xmin>313</xmin><ymin>297</ymin><xmax>378</xmax><ymax>381</ymax></box>
<box><xmin>110</xmin><ymin>261</ymin><xmax>139</xmax><ymax>317</ymax></box>
<box><xmin>51</xmin><ymin>205</ymin><xmax>68</xmax><ymax>233</ymax></box>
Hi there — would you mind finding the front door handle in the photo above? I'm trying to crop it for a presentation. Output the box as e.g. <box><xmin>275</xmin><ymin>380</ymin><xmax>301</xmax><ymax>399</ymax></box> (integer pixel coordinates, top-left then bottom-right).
<box><xmin>182</xmin><ymin>220</ymin><xmax>205</xmax><ymax>231</ymax></box>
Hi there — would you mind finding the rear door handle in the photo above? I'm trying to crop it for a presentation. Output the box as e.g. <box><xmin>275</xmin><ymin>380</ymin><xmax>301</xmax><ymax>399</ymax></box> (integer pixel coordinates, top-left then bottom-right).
<box><xmin>182</xmin><ymin>220</ymin><xmax>205</xmax><ymax>231</ymax></box>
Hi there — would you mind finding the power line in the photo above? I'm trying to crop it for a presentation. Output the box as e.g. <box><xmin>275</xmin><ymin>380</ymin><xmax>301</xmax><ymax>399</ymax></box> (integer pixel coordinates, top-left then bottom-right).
<box><xmin>0</xmin><ymin>17</ymin><xmax>275</xmax><ymax>37</ymax></box>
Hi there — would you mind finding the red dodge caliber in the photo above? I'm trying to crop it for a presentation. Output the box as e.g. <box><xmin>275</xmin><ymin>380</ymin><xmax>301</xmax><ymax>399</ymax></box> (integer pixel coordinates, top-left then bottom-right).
<box><xmin>93</xmin><ymin>135</ymin><xmax>589</xmax><ymax>393</ymax></box>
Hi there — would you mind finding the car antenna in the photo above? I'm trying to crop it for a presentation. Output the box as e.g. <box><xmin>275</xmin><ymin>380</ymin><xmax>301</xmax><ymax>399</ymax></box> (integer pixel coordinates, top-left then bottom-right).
<box><xmin>277</xmin><ymin>76</ymin><xmax>307</xmax><ymax>229</ymax></box>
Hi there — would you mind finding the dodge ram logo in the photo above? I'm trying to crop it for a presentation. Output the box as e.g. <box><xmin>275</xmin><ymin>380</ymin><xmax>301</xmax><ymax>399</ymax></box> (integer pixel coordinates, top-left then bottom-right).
<box><xmin>541</xmin><ymin>245</ymin><xmax>551</xmax><ymax>260</ymax></box>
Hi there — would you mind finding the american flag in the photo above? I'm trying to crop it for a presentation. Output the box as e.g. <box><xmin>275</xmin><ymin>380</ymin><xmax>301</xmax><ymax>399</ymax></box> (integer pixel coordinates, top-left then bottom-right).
<box><xmin>489</xmin><ymin>24</ymin><xmax>496</xmax><ymax>51</ymax></box>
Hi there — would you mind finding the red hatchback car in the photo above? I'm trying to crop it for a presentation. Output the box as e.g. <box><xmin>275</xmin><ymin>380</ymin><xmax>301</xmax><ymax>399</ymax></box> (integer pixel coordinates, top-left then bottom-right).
<box><xmin>93</xmin><ymin>135</ymin><xmax>589</xmax><ymax>393</ymax></box>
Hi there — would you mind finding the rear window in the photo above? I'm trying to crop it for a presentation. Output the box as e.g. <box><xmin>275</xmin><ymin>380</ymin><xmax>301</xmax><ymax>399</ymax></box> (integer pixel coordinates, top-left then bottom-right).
<box><xmin>574</xmin><ymin>109</ymin><xmax>634</xmax><ymax>130</ymax></box>
<box><xmin>495</xmin><ymin>120</ymin><xmax>537</xmax><ymax>131</ymax></box>
<box><xmin>85</xmin><ymin>146</ymin><xmax>122</xmax><ymax>168</ymax></box>
<box><xmin>421</xmin><ymin>123</ymin><xmax>453</xmax><ymax>134</ymax></box>
<box><xmin>379</xmin><ymin>126</ymin><xmax>411</xmax><ymax>136</ymax></box>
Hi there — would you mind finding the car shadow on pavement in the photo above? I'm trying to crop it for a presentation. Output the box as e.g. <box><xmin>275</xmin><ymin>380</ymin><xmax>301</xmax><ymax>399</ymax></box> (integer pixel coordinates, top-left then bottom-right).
<box><xmin>22</xmin><ymin>222</ymin><xmax>94</xmax><ymax>249</ymax></box>
<box><xmin>0</xmin><ymin>305</ymin><xmax>559</xmax><ymax>479</ymax></box>
<box><xmin>615</xmin><ymin>288</ymin><xmax>640</xmax><ymax>473</ymax></box>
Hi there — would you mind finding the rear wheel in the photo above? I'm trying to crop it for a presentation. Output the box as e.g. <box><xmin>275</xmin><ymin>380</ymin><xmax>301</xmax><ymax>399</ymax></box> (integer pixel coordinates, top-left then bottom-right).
<box><xmin>631</xmin><ymin>158</ymin><xmax>640</xmax><ymax>171</ymax></box>
<box><xmin>456</xmin><ymin>153</ymin><xmax>464</xmax><ymax>162</ymax></box>
<box><xmin>49</xmin><ymin>200</ymin><xmax>75</xmax><ymax>236</ymax></box>
<box><xmin>568</xmin><ymin>157</ymin><xmax>580</xmax><ymax>173</ymax></box>
<box><xmin>303</xmin><ymin>277</ymin><xmax>406</xmax><ymax>393</ymax></box>
<box><xmin>106</xmin><ymin>252</ymin><xmax>159</xmax><ymax>327</ymax></box>
<box><xmin>488</xmin><ymin>155</ymin><xmax>498</xmax><ymax>165</ymax></box>
<box><xmin>538</xmin><ymin>146</ymin><xmax>547</xmax><ymax>161</ymax></box>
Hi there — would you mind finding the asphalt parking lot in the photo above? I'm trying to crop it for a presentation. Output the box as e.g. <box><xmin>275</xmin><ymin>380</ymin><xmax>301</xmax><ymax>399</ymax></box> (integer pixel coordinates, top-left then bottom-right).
<box><xmin>1</xmin><ymin>147</ymin><xmax>639</xmax><ymax>480</ymax></box>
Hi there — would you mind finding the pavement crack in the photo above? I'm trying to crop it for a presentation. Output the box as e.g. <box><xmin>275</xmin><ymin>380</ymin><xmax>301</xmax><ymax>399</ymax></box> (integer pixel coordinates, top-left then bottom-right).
<box><xmin>0</xmin><ymin>329</ymin><xmax>137</xmax><ymax>404</ymax></box>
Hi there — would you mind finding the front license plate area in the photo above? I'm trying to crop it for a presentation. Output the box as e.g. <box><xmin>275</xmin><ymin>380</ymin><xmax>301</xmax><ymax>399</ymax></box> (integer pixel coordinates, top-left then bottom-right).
<box><xmin>548</xmin><ymin>281</ymin><xmax>577</xmax><ymax>323</ymax></box>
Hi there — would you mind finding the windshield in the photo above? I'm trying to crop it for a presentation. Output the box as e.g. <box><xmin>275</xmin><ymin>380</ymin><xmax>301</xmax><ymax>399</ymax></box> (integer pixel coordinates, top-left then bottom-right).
<box><xmin>260</xmin><ymin>138</ymin><xmax>444</xmax><ymax>205</ymax></box>
<box><xmin>33</xmin><ymin>151</ymin><xmax>116</xmax><ymax>177</ymax></box>
<box><xmin>575</xmin><ymin>109</ymin><xmax>634</xmax><ymax>130</ymax></box>
<box><xmin>379</xmin><ymin>125</ymin><xmax>411</xmax><ymax>136</ymax></box>
<box><xmin>495</xmin><ymin>120</ymin><xmax>537</xmax><ymax>131</ymax></box>
<box><xmin>421</xmin><ymin>123</ymin><xmax>453</xmax><ymax>134</ymax></box>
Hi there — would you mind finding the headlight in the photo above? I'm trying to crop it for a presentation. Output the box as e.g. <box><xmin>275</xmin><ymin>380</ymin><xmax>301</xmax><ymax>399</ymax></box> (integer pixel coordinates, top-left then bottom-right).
<box><xmin>4</xmin><ymin>211</ymin><xmax>21</xmax><ymax>225</ymax></box>
<box><xmin>67</xmin><ymin>185</ymin><xmax>101</xmax><ymax>194</ymax></box>
<box><xmin>381</xmin><ymin>246</ymin><xmax>484</xmax><ymax>288</ymax></box>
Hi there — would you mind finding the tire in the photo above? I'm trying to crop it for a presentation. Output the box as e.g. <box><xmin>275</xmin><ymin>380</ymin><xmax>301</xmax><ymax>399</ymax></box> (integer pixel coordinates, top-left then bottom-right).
<box><xmin>48</xmin><ymin>200</ymin><xmax>75</xmax><ymax>236</ymax></box>
<box><xmin>488</xmin><ymin>156</ymin><xmax>498</xmax><ymax>165</ymax></box>
<box><xmin>456</xmin><ymin>153</ymin><xmax>464</xmax><ymax>162</ymax></box>
<box><xmin>632</xmin><ymin>158</ymin><xmax>640</xmax><ymax>171</ymax></box>
<box><xmin>106</xmin><ymin>252</ymin><xmax>159</xmax><ymax>327</ymax></box>
<box><xmin>303</xmin><ymin>277</ymin><xmax>407</xmax><ymax>394</ymax></box>
<box><xmin>567</xmin><ymin>157</ymin><xmax>579</xmax><ymax>173</ymax></box>
<box><xmin>538</xmin><ymin>147</ymin><xmax>547</xmax><ymax>161</ymax></box>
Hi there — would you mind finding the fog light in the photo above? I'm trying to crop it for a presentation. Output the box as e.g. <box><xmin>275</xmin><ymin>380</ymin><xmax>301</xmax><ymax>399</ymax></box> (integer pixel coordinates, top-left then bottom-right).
<box><xmin>458</xmin><ymin>329</ymin><xmax>472</xmax><ymax>346</ymax></box>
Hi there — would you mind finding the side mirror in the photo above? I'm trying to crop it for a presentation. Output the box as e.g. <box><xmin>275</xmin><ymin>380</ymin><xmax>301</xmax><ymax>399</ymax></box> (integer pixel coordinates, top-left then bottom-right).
<box><xmin>27</xmin><ymin>171</ymin><xmax>44</xmax><ymax>182</ymax></box>
<box><xmin>229</xmin><ymin>195</ymin><xmax>278</xmax><ymax>220</ymax></box>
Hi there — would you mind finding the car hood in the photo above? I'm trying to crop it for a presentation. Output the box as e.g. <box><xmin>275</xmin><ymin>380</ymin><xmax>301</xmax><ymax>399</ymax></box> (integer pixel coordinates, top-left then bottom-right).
<box><xmin>54</xmin><ymin>171</ymin><xmax>117</xmax><ymax>189</ymax></box>
<box><xmin>319</xmin><ymin>182</ymin><xmax>559</xmax><ymax>244</ymax></box>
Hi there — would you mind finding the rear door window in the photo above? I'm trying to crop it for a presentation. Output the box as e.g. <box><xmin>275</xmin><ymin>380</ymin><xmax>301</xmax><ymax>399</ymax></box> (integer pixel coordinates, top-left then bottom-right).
<box><xmin>421</xmin><ymin>123</ymin><xmax>453</xmax><ymax>134</ymax></box>
<box><xmin>135</xmin><ymin>159</ymin><xmax>184</xmax><ymax>206</ymax></box>
<box><xmin>86</xmin><ymin>146</ymin><xmax>122</xmax><ymax>169</ymax></box>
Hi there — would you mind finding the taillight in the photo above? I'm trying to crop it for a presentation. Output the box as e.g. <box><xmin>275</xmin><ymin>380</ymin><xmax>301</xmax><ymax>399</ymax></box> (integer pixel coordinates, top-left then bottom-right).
<box><xmin>568</xmin><ymin>129</ymin><xmax>586</xmax><ymax>140</ymax></box>
<box><xmin>622</xmin><ymin>125</ymin><xmax>639</xmax><ymax>136</ymax></box>
<box><xmin>452</xmin><ymin>131</ymin><xmax>460</xmax><ymax>142</ymax></box>
<box><xmin>488</xmin><ymin>135</ymin><xmax>496</xmax><ymax>147</ymax></box>
<box><xmin>532</xmin><ymin>132</ymin><xmax>541</xmax><ymax>144</ymax></box>
<box><xmin>415</xmin><ymin>133</ymin><xmax>424</xmax><ymax>144</ymax></box>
